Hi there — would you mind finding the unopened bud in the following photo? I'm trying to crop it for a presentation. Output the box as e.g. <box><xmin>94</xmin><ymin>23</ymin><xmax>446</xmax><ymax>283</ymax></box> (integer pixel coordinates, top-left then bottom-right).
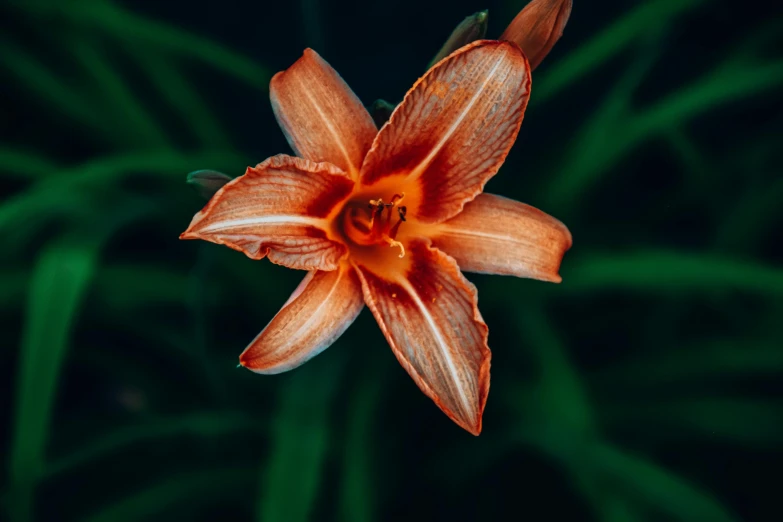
<box><xmin>500</xmin><ymin>0</ymin><xmax>572</xmax><ymax>70</ymax></box>
<box><xmin>186</xmin><ymin>170</ymin><xmax>231</xmax><ymax>199</ymax></box>
<box><xmin>369</xmin><ymin>99</ymin><xmax>397</xmax><ymax>128</ymax></box>
<box><xmin>430</xmin><ymin>10</ymin><xmax>489</xmax><ymax>67</ymax></box>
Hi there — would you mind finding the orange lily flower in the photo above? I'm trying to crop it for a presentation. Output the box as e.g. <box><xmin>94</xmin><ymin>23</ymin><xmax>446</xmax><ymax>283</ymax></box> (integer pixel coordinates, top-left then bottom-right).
<box><xmin>181</xmin><ymin>40</ymin><xmax>571</xmax><ymax>435</ymax></box>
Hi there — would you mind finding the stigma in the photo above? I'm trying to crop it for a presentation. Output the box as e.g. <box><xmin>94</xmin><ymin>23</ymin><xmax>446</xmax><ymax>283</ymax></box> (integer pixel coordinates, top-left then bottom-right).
<box><xmin>343</xmin><ymin>193</ymin><xmax>407</xmax><ymax>257</ymax></box>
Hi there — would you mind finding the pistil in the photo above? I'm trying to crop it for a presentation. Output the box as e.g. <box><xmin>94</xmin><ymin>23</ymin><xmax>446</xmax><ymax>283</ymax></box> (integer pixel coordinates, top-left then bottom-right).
<box><xmin>343</xmin><ymin>193</ymin><xmax>408</xmax><ymax>257</ymax></box>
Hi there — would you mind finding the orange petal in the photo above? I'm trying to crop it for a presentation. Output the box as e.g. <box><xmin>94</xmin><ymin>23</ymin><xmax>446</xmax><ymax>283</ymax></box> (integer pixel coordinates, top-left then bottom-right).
<box><xmin>270</xmin><ymin>49</ymin><xmax>377</xmax><ymax>179</ymax></box>
<box><xmin>354</xmin><ymin>239</ymin><xmax>490</xmax><ymax>435</ymax></box>
<box><xmin>430</xmin><ymin>193</ymin><xmax>572</xmax><ymax>282</ymax></box>
<box><xmin>239</xmin><ymin>265</ymin><xmax>364</xmax><ymax>373</ymax></box>
<box><xmin>180</xmin><ymin>154</ymin><xmax>353</xmax><ymax>271</ymax></box>
<box><xmin>500</xmin><ymin>0</ymin><xmax>572</xmax><ymax>70</ymax></box>
<box><xmin>360</xmin><ymin>40</ymin><xmax>530</xmax><ymax>224</ymax></box>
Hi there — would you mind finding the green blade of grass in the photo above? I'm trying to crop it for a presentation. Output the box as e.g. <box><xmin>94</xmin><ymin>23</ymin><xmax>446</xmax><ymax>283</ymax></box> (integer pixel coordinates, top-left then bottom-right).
<box><xmin>0</xmin><ymin>149</ymin><xmax>244</xmax><ymax>236</ymax></box>
<box><xmin>562</xmin><ymin>250</ymin><xmax>783</xmax><ymax>297</ymax></box>
<box><xmin>49</xmin><ymin>0</ymin><xmax>270</xmax><ymax>90</ymax></box>
<box><xmin>542</xmin><ymin>29</ymin><xmax>662</xmax><ymax>213</ymax></box>
<box><xmin>546</xmin><ymin>58</ymin><xmax>783</xmax><ymax>209</ymax></box>
<box><xmin>601</xmin><ymin>399</ymin><xmax>783</xmax><ymax>447</ymax></box>
<box><xmin>7</xmin><ymin>242</ymin><xmax>98</xmax><ymax>522</ymax></box>
<box><xmin>0</xmin><ymin>149</ymin><xmax>57</xmax><ymax>179</ymax></box>
<box><xmin>535</xmin><ymin>0</ymin><xmax>708</xmax><ymax>101</ymax></box>
<box><xmin>45</xmin><ymin>412</ymin><xmax>263</xmax><ymax>478</ymax></box>
<box><xmin>511</xmin><ymin>300</ymin><xmax>594</xmax><ymax>435</ymax></box>
<box><xmin>82</xmin><ymin>468</ymin><xmax>255</xmax><ymax>522</ymax></box>
<box><xmin>634</xmin><ymin>61</ymin><xmax>783</xmax><ymax>136</ymax></box>
<box><xmin>590</xmin><ymin>339</ymin><xmax>783</xmax><ymax>388</ymax></box>
<box><xmin>0</xmin><ymin>40</ymin><xmax>108</xmax><ymax>137</ymax></box>
<box><xmin>125</xmin><ymin>45</ymin><xmax>231</xmax><ymax>148</ymax></box>
<box><xmin>592</xmin><ymin>444</ymin><xmax>738</xmax><ymax>522</ymax></box>
<box><xmin>339</xmin><ymin>363</ymin><xmax>386</xmax><ymax>522</ymax></box>
<box><xmin>69</xmin><ymin>37</ymin><xmax>170</xmax><ymax>148</ymax></box>
<box><xmin>257</xmin><ymin>356</ymin><xmax>345</xmax><ymax>522</ymax></box>
<box><xmin>713</xmin><ymin>175</ymin><xmax>783</xmax><ymax>252</ymax></box>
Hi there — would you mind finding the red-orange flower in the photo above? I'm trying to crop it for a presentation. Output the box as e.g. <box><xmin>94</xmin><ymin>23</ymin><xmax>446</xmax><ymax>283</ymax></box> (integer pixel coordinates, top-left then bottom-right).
<box><xmin>181</xmin><ymin>41</ymin><xmax>571</xmax><ymax>435</ymax></box>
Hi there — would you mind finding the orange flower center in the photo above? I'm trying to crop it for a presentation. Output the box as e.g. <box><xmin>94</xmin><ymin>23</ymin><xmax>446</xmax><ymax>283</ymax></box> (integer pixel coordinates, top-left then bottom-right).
<box><xmin>342</xmin><ymin>193</ymin><xmax>408</xmax><ymax>258</ymax></box>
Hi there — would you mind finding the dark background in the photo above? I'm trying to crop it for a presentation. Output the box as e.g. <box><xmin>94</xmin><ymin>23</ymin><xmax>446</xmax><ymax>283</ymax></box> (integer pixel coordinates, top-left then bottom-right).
<box><xmin>2</xmin><ymin>0</ymin><xmax>782</xmax><ymax>520</ymax></box>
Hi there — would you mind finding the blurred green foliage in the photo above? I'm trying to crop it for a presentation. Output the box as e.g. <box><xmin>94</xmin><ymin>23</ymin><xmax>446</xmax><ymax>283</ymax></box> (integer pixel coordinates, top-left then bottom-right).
<box><xmin>1</xmin><ymin>0</ymin><xmax>781</xmax><ymax>521</ymax></box>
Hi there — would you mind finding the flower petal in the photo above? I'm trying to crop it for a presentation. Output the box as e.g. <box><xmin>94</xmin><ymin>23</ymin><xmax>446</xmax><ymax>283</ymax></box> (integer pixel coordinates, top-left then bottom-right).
<box><xmin>270</xmin><ymin>49</ymin><xmax>377</xmax><ymax>179</ymax></box>
<box><xmin>500</xmin><ymin>0</ymin><xmax>572</xmax><ymax>70</ymax></box>
<box><xmin>359</xmin><ymin>40</ymin><xmax>530</xmax><ymax>224</ymax></box>
<box><xmin>180</xmin><ymin>154</ymin><xmax>353</xmax><ymax>271</ymax></box>
<box><xmin>430</xmin><ymin>193</ymin><xmax>572</xmax><ymax>282</ymax></box>
<box><xmin>239</xmin><ymin>265</ymin><xmax>364</xmax><ymax>374</ymax></box>
<box><xmin>354</xmin><ymin>239</ymin><xmax>490</xmax><ymax>435</ymax></box>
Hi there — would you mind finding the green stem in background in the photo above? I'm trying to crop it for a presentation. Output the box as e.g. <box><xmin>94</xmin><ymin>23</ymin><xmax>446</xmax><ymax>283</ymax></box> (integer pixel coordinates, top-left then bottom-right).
<box><xmin>45</xmin><ymin>412</ymin><xmax>263</xmax><ymax>479</ymax></box>
<box><xmin>516</xmin><ymin>303</ymin><xmax>594</xmax><ymax>433</ymax></box>
<box><xmin>599</xmin><ymin>398</ymin><xmax>783</xmax><ymax>448</ymax></box>
<box><xmin>541</xmin><ymin>28</ymin><xmax>662</xmax><ymax>213</ymax></box>
<box><xmin>68</xmin><ymin>37</ymin><xmax>171</xmax><ymax>149</ymax></box>
<box><xmin>40</xmin><ymin>0</ymin><xmax>271</xmax><ymax>90</ymax></box>
<box><xmin>0</xmin><ymin>41</ymin><xmax>121</xmax><ymax>145</ymax></box>
<box><xmin>186</xmin><ymin>245</ymin><xmax>230</xmax><ymax>404</ymax></box>
<box><xmin>81</xmin><ymin>468</ymin><xmax>255</xmax><ymax>522</ymax></box>
<box><xmin>535</xmin><ymin>0</ymin><xmax>709</xmax><ymax>102</ymax></box>
<box><xmin>7</xmin><ymin>242</ymin><xmax>98</xmax><ymax>522</ymax></box>
<box><xmin>561</xmin><ymin>250</ymin><xmax>783</xmax><ymax>297</ymax></box>
<box><xmin>339</xmin><ymin>359</ymin><xmax>387</xmax><ymax>522</ymax></box>
<box><xmin>533</xmin><ymin>0</ymin><xmax>707</xmax><ymax>103</ymax></box>
<box><xmin>256</xmin><ymin>354</ymin><xmax>346</xmax><ymax>522</ymax></box>
<box><xmin>589</xmin><ymin>338</ymin><xmax>783</xmax><ymax>389</ymax></box>
<box><xmin>0</xmin><ymin>150</ymin><xmax>245</xmax><ymax>237</ymax></box>
<box><xmin>590</xmin><ymin>444</ymin><xmax>738</xmax><ymax>522</ymax></box>
<box><xmin>633</xmin><ymin>61</ymin><xmax>783</xmax><ymax>136</ymax></box>
<box><xmin>126</xmin><ymin>45</ymin><xmax>232</xmax><ymax>149</ymax></box>
<box><xmin>713</xmin><ymin>174</ymin><xmax>783</xmax><ymax>253</ymax></box>
<box><xmin>0</xmin><ymin>149</ymin><xmax>57</xmax><ymax>179</ymax></box>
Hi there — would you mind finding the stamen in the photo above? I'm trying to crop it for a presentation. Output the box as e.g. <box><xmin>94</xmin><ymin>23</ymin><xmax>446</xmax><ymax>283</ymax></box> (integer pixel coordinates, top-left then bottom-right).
<box><xmin>385</xmin><ymin>237</ymin><xmax>405</xmax><ymax>258</ymax></box>
<box><xmin>390</xmin><ymin>192</ymin><xmax>405</xmax><ymax>205</ymax></box>
<box><xmin>388</xmin><ymin>207</ymin><xmax>406</xmax><ymax>240</ymax></box>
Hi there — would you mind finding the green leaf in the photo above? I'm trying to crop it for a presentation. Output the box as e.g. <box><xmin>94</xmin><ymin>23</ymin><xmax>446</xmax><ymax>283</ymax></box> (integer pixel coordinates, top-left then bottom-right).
<box><xmin>126</xmin><ymin>46</ymin><xmax>231</xmax><ymax>148</ymax></box>
<box><xmin>543</xmin><ymin>29</ymin><xmax>662</xmax><ymax>212</ymax></box>
<box><xmin>56</xmin><ymin>1</ymin><xmax>270</xmax><ymax>90</ymax></box>
<box><xmin>0</xmin><ymin>39</ymin><xmax>106</xmax><ymax>135</ymax></box>
<box><xmin>0</xmin><ymin>150</ymin><xmax>244</xmax><ymax>235</ymax></box>
<box><xmin>69</xmin><ymin>37</ymin><xmax>170</xmax><ymax>148</ymax></box>
<box><xmin>0</xmin><ymin>149</ymin><xmax>57</xmax><ymax>179</ymax></box>
<box><xmin>46</xmin><ymin>412</ymin><xmax>264</xmax><ymax>478</ymax></box>
<box><xmin>592</xmin><ymin>444</ymin><xmax>738</xmax><ymax>522</ymax></box>
<box><xmin>536</xmin><ymin>0</ymin><xmax>709</xmax><ymax>101</ymax></box>
<box><xmin>546</xmin><ymin>58</ymin><xmax>783</xmax><ymax>209</ymax></box>
<box><xmin>601</xmin><ymin>399</ymin><xmax>783</xmax><ymax>447</ymax></box>
<box><xmin>713</xmin><ymin>175</ymin><xmax>783</xmax><ymax>252</ymax></box>
<box><xmin>511</xmin><ymin>301</ymin><xmax>594</xmax><ymax>435</ymax></box>
<box><xmin>562</xmin><ymin>250</ymin><xmax>783</xmax><ymax>297</ymax></box>
<box><xmin>7</xmin><ymin>242</ymin><xmax>98</xmax><ymax>522</ymax></box>
<box><xmin>256</xmin><ymin>357</ymin><xmax>345</xmax><ymax>522</ymax></box>
<box><xmin>339</xmin><ymin>364</ymin><xmax>386</xmax><ymax>522</ymax></box>
<box><xmin>82</xmin><ymin>468</ymin><xmax>255</xmax><ymax>522</ymax></box>
<box><xmin>591</xmin><ymin>339</ymin><xmax>783</xmax><ymax>388</ymax></box>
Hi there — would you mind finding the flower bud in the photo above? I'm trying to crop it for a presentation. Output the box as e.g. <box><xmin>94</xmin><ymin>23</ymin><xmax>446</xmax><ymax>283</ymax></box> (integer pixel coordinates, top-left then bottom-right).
<box><xmin>430</xmin><ymin>10</ymin><xmax>489</xmax><ymax>67</ymax></box>
<box><xmin>369</xmin><ymin>99</ymin><xmax>396</xmax><ymax>128</ymax></box>
<box><xmin>500</xmin><ymin>0</ymin><xmax>572</xmax><ymax>70</ymax></box>
<box><xmin>186</xmin><ymin>170</ymin><xmax>231</xmax><ymax>199</ymax></box>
